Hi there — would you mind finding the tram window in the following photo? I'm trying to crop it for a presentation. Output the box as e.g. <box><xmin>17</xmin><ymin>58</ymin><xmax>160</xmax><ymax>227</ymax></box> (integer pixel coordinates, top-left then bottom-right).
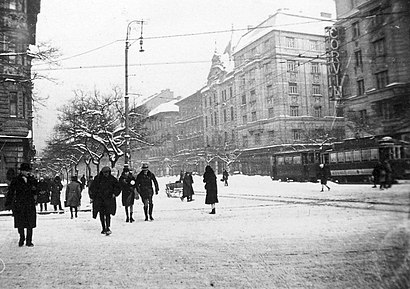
<box><xmin>353</xmin><ymin>150</ymin><xmax>361</xmax><ymax>162</ymax></box>
<box><xmin>362</xmin><ymin>149</ymin><xmax>371</xmax><ymax>161</ymax></box>
<box><xmin>277</xmin><ymin>156</ymin><xmax>284</xmax><ymax>165</ymax></box>
<box><xmin>285</xmin><ymin>156</ymin><xmax>293</xmax><ymax>164</ymax></box>
<box><xmin>330</xmin><ymin>153</ymin><xmax>337</xmax><ymax>163</ymax></box>
<box><xmin>345</xmin><ymin>151</ymin><xmax>353</xmax><ymax>162</ymax></box>
<box><xmin>370</xmin><ymin>149</ymin><xmax>379</xmax><ymax>160</ymax></box>
<box><xmin>337</xmin><ymin>152</ymin><xmax>345</xmax><ymax>162</ymax></box>
<box><xmin>293</xmin><ymin>156</ymin><xmax>301</xmax><ymax>164</ymax></box>
<box><xmin>308</xmin><ymin>153</ymin><xmax>315</xmax><ymax>163</ymax></box>
<box><xmin>394</xmin><ymin>146</ymin><xmax>401</xmax><ymax>159</ymax></box>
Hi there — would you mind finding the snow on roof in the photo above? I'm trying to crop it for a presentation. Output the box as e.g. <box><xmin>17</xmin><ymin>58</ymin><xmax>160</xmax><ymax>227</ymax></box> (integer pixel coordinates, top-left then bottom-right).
<box><xmin>234</xmin><ymin>10</ymin><xmax>333</xmax><ymax>54</ymax></box>
<box><xmin>148</xmin><ymin>100</ymin><xmax>179</xmax><ymax>117</ymax></box>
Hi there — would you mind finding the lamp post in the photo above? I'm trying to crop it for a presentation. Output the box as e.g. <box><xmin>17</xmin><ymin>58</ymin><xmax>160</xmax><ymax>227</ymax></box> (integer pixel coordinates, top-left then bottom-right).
<box><xmin>124</xmin><ymin>20</ymin><xmax>144</xmax><ymax>166</ymax></box>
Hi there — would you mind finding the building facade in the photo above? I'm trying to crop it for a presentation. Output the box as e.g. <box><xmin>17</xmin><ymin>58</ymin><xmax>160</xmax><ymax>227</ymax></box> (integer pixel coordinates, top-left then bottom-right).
<box><xmin>334</xmin><ymin>0</ymin><xmax>410</xmax><ymax>141</ymax></box>
<box><xmin>231</xmin><ymin>10</ymin><xmax>345</xmax><ymax>175</ymax></box>
<box><xmin>0</xmin><ymin>0</ymin><xmax>40</xmax><ymax>182</ymax></box>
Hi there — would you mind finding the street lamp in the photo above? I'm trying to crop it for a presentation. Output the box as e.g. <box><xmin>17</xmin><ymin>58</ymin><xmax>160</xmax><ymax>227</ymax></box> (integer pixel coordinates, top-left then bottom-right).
<box><xmin>124</xmin><ymin>20</ymin><xmax>144</xmax><ymax>166</ymax></box>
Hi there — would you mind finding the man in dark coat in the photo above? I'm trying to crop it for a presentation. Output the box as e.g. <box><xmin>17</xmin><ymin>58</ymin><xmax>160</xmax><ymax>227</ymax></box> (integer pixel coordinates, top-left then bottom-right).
<box><xmin>318</xmin><ymin>163</ymin><xmax>331</xmax><ymax>192</ymax></box>
<box><xmin>119</xmin><ymin>166</ymin><xmax>136</xmax><ymax>223</ymax></box>
<box><xmin>88</xmin><ymin>166</ymin><xmax>121</xmax><ymax>235</ymax></box>
<box><xmin>181</xmin><ymin>171</ymin><xmax>194</xmax><ymax>202</ymax></box>
<box><xmin>222</xmin><ymin>169</ymin><xmax>229</xmax><ymax>186</ymax></box>
<box><xmin>135</xmin><ymin>163</ymin><xmax>159</xmax><ymax>221</ymax></box>
<box><xmin>5</xmin><ymin>163</ymin><xmax>38</xmax><ymax>247</ymax></box>
<box><xmin>203</xmin><ymin>165</ymin><xmax>218</xmax><ymax>214</ymax></box>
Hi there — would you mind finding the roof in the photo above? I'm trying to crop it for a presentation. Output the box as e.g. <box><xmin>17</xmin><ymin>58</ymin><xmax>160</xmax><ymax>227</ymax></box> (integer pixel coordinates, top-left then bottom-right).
<box><xmin>148</xmin><ymin>100</ymin><xmax>179</xmax><ymax>117</ymax></box>
<box><xmin>234</xmin><ymin>10</ymin><xmax>334</xmax><ymax>54</ymax></box>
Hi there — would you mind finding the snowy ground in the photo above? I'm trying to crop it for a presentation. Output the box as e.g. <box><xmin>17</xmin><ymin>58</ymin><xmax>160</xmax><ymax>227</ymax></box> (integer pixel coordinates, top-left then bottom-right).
<box><xmin>0</xmin><ymin>175</ymin><xmax>409</xmax><ymax>288</ymax></box>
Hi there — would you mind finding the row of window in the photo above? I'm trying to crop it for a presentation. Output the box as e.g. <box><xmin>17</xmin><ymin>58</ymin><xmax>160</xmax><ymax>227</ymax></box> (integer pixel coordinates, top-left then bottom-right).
<box><xmin>356</xmin><ymin>70</ymin><xmax>389</xmax><ymax>95</ymax></box>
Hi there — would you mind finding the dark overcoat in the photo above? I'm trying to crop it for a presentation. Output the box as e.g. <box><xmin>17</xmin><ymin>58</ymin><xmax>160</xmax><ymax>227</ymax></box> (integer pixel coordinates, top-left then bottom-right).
<box><xmin>182</xmin><ymin>173</ymin><xmax>194</xmax><ymax>198</ymax></box>
<box><xmin>318</xmin><ymin>165</ymin><xmax>331</xmax><ymax>185</ymax></box>
<box><xmin>65</xmin><ymin>181</ymin><xmax>82</xmax><ymax>207</ymax></box>
<box><xmin>5</xmin><ymin>174</ymin><xmax>38</xmax><ymax>228</ymax></box>
<box><xmin>135</xmin><ymin>170</ymin><xmax>159</xmax><ymax>199</ymax></box>
<box><xmin>89</xmin><ymin>172</ymin><xmax>121</xmax><ymax>218</ymax></box>
<box><xmin>119</xmin><ymin>173</ymin><xmax>136</xmax><ymax>206</ymax></box>
<box><xmin>203</xmin><ymin>169</ymin><xmax>218</xmax><ymax>204</ymax></box>
<box><xmin>50</xmin><ymin>178</ymin><xmax>63</xmax><ymax>206</ymax></box>
<box><xmin>37</xmin><ymin>179</ymin><xmax>50</xmax><ymax>204</ymax></box>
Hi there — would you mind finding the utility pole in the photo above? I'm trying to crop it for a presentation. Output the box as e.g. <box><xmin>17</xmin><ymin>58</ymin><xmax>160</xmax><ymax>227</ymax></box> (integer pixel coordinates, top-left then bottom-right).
<box><xmin>124</xmin><ymin>20</ymin><xmax>144</xmax><ymax>166</ymax></box>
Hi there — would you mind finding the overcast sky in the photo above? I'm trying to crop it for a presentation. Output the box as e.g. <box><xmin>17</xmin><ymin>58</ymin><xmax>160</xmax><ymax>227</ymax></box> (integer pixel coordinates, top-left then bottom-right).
<box><xmin>32</xmin><ymin>0</ymin><xmax>336</xmax><ymax>153</ymax></box>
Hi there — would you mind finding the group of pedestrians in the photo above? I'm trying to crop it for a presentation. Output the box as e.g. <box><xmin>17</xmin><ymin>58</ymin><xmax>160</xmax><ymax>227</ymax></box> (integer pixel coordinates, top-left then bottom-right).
<box><xmin>372</xmin><ymin>160</ymin><xmax>393</xmax><ymax>189</ymax></box>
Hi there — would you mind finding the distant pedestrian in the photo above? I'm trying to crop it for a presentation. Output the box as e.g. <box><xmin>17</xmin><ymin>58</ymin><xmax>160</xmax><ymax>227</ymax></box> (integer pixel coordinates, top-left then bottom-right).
<box><xmin>372</xmin><ymin>162</ymin><xmax>383</xmax><ymax>188</ymax></box>
<box><xmin>135</xmin><ymin>163</ymin><xmax>159</xmax><ymax>221</ymax></box>
<box><xmin>50</xmin><ymin>175</ymin><xmax>64</xmax><ymax>213</ymax></box>
<box><xmin>5</xmin><ymin>163</ymin><xmax>38</xmax><ymax>247</ymax></box>
<box><xmin>80</xmin><ymin>174</ymin><xmax>86</xmax><ymax>190</ymax></box>
<box><xmin>384</xmin><ymin>160</ymin><xmax>393</xmax><ymax>188</ymax></box>
<box><xmin>87</xmin><ymin>175</ymin><xmax>93</xmax><ymax>188</ymax></box>
<box><xmin>178</xmin><ymin>170</ymin><xmax>184</xmax><ymax>183</ymax></box>
<box><xmin>37</xmin><ymin>176</ymin><xmax>51</xmax><ymax>212</ymax></box>
<box><xmin>379</xmin><ymin>164</ymin><xmax>387</xmax><ymax>190</ymax></box>
<box><xmin>119</xmin><ymin>166</ymin><xmax>136</xmax><ymax>223</ymax></box>
<box><xmin>65</xmin><ymin>175</ymin><xmax>82</xmax><ymax>219</ymax></box>
<box><xmin>89</xmin><ymin>166</ymin><xmax>121</xmax><ymax>235</ymax></box>
<box><xmin>318</xmin><ymin>164</ymin><xmax>331</xmax><ymax>192</ymax></box>
<box><xmin>203</xmin><ymin>165</ymin><xmax>218</xmax><ymax>214</ymax></box>
<box><xmin>222</xmin><ymin>169</ymin><xmax>229</xmax><ymax>186</ymax></box>
<box><xmin>181</xmin><ymin>171</ymin><xmax>194</xmax><ymax>202</ymax></box>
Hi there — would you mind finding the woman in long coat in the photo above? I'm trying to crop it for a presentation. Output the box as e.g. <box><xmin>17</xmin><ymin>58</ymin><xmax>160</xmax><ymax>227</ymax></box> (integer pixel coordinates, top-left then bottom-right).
<box><xmin>50</xmin><ymin>175</ymin><xmax>63</xmax><ymax>212</ymax></box>
<box><xmin>37</xmin><ymin>176</ymin><xmax>50</xmax><ymax>212</ymax></box>
<box><xmin>65</xmin><ymin>175</ymin><xmax>82</xmax><ymax>219</ymax></box>
<box><xmin>203</xmin><ymin>165</ymin><xmax>218</xmax><ymax>214</ymax></box>
<box><xmin>5</xmin><ymin>163</ymin><xmax>38</xmax><ymax>247</ymax></box>
<box><xmin>89</xmin><ymin>166</ymin><xmax>121</xmax><ymax>235</ymax></box>
<box><xmin>181</xmin><ymin>172</ymin><xmax>194</xmax><ymax>202</ymax></box>
<box><xmin>119</xmin><ymin>167</ymin><xmax>136</xmax><ymax>223</ymax></box>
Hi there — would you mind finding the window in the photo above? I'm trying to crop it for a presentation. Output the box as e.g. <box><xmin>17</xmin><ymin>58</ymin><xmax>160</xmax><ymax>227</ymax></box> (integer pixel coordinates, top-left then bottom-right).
<box><xmin>337</xmin><ymin>152</ymin><xmax>345</xmax><ymax>162</ymax></box>
<box><xmin>314</xmin><ymin>106</ymin><xmax>322</xmax><ymax>117</ymax></box>
<box><xmin>376</xmin><ymin>70</ymin><xmax>388</xmax><ymax>89</ymax></box>
<box><xmin>213</xmin><ymin>93</ymin><xmax>217</xmax><ymax>104</ymax></box>
<box><xmin>241</xmin><ymin>94</ymin><xmax>246</xmax><ymax>105</ymax></box>
<box><xmin>355</xmin><ymin>50</ymin><xmax>363</xmax><ymax>68</ymax></box>
<box><xmin>1</xmin><ymin>35</ymin><xmax>8</xmax><ymax>52</ymax></box>
<box><xmin>250</xmin><ymin>89</ymin><xmax>256</xmax><ymax>100</ymax></box>
<box><xmin>263</xmin><ymin>39</ymin><xmax>270</xmax><ymax>51</ymax></box>
<box><xmin>223</xmin><ymin>109</ymin><xmax>227</xmax><ymax>122</ymax></box>
<box><xmin>222</xmin><ymin>90</ymin><xmax>227</xmax><ymax>102</ymax></box>
<box><xmin>9</xmin><ymin>0</ymin><xmax>17</xmax><ymax>10</ymax></box>
<box><xmin>210</xmin><ymin>113</ymin><xmax>213</xmax><ymax>126</ymax></box>
<box><xmin>231</xmin><ymin>130</ymin><xmax>235</xmax><ymax>142</ymax></box>
<box><xmin>359</xmin><ymin>109</ymin><xmax>367</xmax><ymax>123</ymax></box>
<box><xmin>229</xmin><ymin>87</ymin><xmax>233</xmax><ymax>98</ymax></box>
<box><xmin>230</xmin><ymin>106</ymin><xmax>234</xmax><ymax>121</ymax></box>
<box><xmin>9</xmin><ymin>92</ymin><xmax>17</xmax><ymax>117</ymax></box>
<box><xmin>286</xmin><ymin>37</ymin><xmax>295</xmax><ymax>48</ymax></box>
<box><xmin>310</xmin><ymin>40</ymin><xmax>319</xmax><ymax>51</ymax></box>
<box><xmin>224</xmin><ymin>131</ymin><xmax>228</xmax><ymax>143</ymax></box>
<box><xmin>357</xmin><ymin>79</ymin><xmax>365</xmax><ymax>95</ymax></box>
<box><xmin>374</xmin><ymin>38</ymin><xmax>386</xmax><ymax>56</ymax></box>
<box><xmin>255</xmin><ymin>133</ymin><xmax>261</xmax><ymax>145</ymax></box>
<box><xmin>268</xmin><ymin>107</ymin><xmax>274</xmax><ymax>118</ymax></box>
<box><xmin>292</xmin><ymin>129</ymin><xmax>301</xmax><ymax>140</ymax></box>
<box><xmin>251</xmin><ymin>111</ymin><xmax>257</xmax><ymax>121</ymax></box>
<box><xmin>242</xmin><ymin>135</ymin><xmax>248</xmax><ymax>148</ymax></box>
<box><xmin>268</xmin><ymin>130</ymin><xmax>275</xmax><ymax>140</ymax></box>
<box><xmin>287</xmin><ymin>60</ymin><xmax>296</xmax><ymax>72</ymax></box>
<box><xmin>214</xmin><ymin>112</ymin><xmax>218</xmax><ymax>125</ymax></box>
<box><xmin>289</xmin><ymin>82</ymin><xmax>298</xmax><ymax>94</ymax></box>
<box><xmin>352</xmin><ymin>22</ymin><xmax>360</xmax><ymax>39</ymax></box>
<box><xmin>242</xmin><ymin>114</ymin><xmax>247</xmax><ymax>124</ymax></box>
<box><xmin>312</xmin><ymin>84</ymin><xmax>321</xmax><ymax>95</ymax></box>
<box><xmin>205</xmin><ymin>116</ymin><xmax>208</xmax><ymax>128</ymax></box>
<box><xmin>290</xmin><ymin>106</ymin><xmax>299</xmax><ymax>116</ymax></box>
<box><xmin>311</xmin><ymin>63</ymin><xmax>320</xmax><ymax>74</ymax></box>
<box><xmin>209</xmin><ymin>96</ymin><xmax>212</xmax><ymax>106</ymax></box>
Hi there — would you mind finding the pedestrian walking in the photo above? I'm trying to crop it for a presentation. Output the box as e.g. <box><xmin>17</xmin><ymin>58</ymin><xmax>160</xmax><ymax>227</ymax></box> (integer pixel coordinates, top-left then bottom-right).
<box><xmin>65</xmin><ymin>175</ymin><xmax>82</xmax><ymax>219</ymax></box>
<box><xmin>87</xmin><ymin>175</ymin><xmax>93</xmax><ymax>188</ymax></box>
<box><xmin>135</xmin><ymin>163</ymin><xmax>159</xmax><ymax>221</ymax></box>
<box><xmin>181</xmin><ymin>171</ymin><xmax>194</xmax><ymax>202</ymax></box>
<box><xmin>222</xmin><ymin>169</ymin><xmax>229</xmax><ymax>186</ymax></box>
<box><xmin>119</xmin><ymin>166</ymin><xmax>137</xmax><ymax>223</ymax></box>
<box><xmin>50</xmin><ymin>175</ymin><xmax>64</xmax><ymax>213</ymax></box>
<box><xmin>88</xmin><ymin>166</ymin><xmax>121</xmax><ymax>235</ymax></box>
<box><xmin>203</xmin><ymin>165</ymin><xmax>218</xmax><ymax>214</ymax></box>
<box><xmin>384</xmin><ymin>160</ymin><xmax>393</xmax><ymax>188</ymax></box>
<box><xmin>372</xmin><ymin>162</ymin><xmax>383</xmax><ymax>188</ymax></box>
<box><xmin>5</xmin><ymin>163</ymin><xmax>38</xmax><ymax>247</ymax></box>
<box><xmin>80</xmin><ymin>174</ymin><xmax>86</xmax><ymax>190</ymax></box>
<box><xmin>318</xmin><ymin>163</ymin><xmax>331</xmax><ymax>192</ymax></box>
<box><xmin>379</xmin><ymin>164</ymin><xmax>387</xmax><ymax>190</ymax></box>
<box><xmin>37</xmin><ymin>176</ymin><xmax>51</xmax><ymax>212</ymax></box>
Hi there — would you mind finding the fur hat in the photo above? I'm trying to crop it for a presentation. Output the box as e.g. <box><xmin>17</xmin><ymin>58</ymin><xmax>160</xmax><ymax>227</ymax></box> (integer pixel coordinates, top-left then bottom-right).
<box><xmin>141</xmin><ymin>163</ymin><xmax>149</xmax><ymax>170</ymax></box>
<box><xmin>19</xmin><ymin>163</ymin><xmax>32</xmax><ymax>171</ymax></box>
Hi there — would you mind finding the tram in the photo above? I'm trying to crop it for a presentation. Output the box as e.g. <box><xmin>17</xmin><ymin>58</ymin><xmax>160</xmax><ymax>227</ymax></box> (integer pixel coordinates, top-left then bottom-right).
<box><xmin>271</xmin><ymin>136</ymin><xmax>410</xmax><ymax>183</ymax></box>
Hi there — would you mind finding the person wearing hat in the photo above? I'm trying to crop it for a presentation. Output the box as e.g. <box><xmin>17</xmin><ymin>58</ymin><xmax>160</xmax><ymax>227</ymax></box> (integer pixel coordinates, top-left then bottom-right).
<box><xmin>135</xmin><ymin>163</ymin><xmax>159</xmax><ymax>221</ymax></box>
<box><xmin>88</xmin><ymin>166</ymin><xmax>121</xmax><ymax>235</ymax></box>
<box><xmin>5</xmin><ymin>162</ymin><xmax>38</xmax><ymax>247</ymax></box>
<box><xmin>119</xmin><ymin>166</ymin><xmax>137</xmax><ymax>223</ymax></box>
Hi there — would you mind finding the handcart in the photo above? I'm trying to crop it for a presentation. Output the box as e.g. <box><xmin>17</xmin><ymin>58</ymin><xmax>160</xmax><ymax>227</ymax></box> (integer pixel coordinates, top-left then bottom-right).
<box><xmin>165</xmin><ymin>181</ymin><xmax>183</xmax><ymax>198</ymax></box>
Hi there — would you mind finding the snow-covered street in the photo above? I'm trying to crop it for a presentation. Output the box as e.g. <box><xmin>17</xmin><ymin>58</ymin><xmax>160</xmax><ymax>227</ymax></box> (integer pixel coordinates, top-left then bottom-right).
<box><xmin>0</xmin><ymin>175</ymin><xmax>409</xmax><ymax>288</ymax></box>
